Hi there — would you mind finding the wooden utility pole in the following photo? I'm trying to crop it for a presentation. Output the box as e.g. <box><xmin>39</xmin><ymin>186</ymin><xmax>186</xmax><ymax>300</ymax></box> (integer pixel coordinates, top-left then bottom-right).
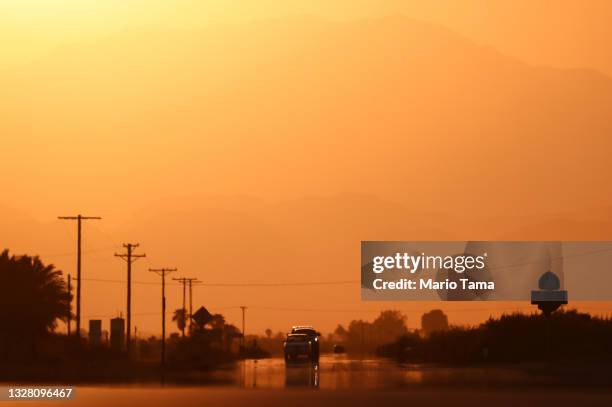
<box><xmin>240</xmin><ymin>306</ymin><xmax>247</xmax><ymax>347</ymax></box>
<box><xmin>173</xmin><ymin>277</ymin><xmax>197</xmax><ymax>338</ymax></box>
<box><xmin>67</xmin><ymin>274</ymin><xmax>72</xmax><ymax>336</ymax></box>
<box><xmin>115</xmin><ymin>243</ymin><xmax>146</xmax><ymax>355</ymax></box>
<box><xmin>149</xmin><ymin>268</ymin><xmax>177</xmax><ymax>370</ymax></box>
<box><xmin>186</xmin><ymin>278</ymin><xmax>201</xmax><ymax>334</ymax></box>
<box><xmin>58</xmin><ymin>214</ymin><xmax>102</xmax><ymax>337</ymax></box>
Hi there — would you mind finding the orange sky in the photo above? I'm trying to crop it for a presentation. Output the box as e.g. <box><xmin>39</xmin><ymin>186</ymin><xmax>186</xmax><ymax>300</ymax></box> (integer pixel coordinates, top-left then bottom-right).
<box><xmin>1</xmin><ymin>1</ymin><xmax>612</xmax><ymax>336</ymax></box>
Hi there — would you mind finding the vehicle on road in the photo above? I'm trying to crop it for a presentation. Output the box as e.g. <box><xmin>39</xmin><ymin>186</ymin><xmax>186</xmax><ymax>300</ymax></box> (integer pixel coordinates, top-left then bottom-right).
<box><xmin>284</xmin><ymin>326</ymin><xmax>321</xmax><ymax>362</ymax></box>
<box><xmin>283</xmin><ymin>334</ymin><xmax>313</xmax><ymax>361</ymax></box>
<box><xmin>291</xmin><ymin>326</ymin><xmax>321</xmax><ymax>360</ymax></box>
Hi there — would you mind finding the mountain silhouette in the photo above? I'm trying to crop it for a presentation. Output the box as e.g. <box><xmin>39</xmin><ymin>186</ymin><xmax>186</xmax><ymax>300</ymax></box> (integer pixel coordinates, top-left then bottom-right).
<box><xmin>2</xmin><ymin>16</ymin><xmax>611</xmax><ymax>218</ymax></box>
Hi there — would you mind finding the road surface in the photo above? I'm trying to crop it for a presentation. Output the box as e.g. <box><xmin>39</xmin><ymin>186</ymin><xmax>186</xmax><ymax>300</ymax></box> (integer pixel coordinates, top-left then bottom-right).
<box><xmin>9</xmin><ymin>356</ymin><xmax>612</xmax><ymax>406</ymax></box>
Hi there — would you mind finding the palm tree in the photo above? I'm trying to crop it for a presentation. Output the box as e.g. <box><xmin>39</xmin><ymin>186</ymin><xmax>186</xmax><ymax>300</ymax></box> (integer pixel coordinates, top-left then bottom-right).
<box><xmin>172</xmin><ymin>308</ymin><xmax>187</xmax><ymax>335</ymax></box>
<box><xmin>0</xmin><ymin>249</ymin><xmax>71</xmax><ymax>360</ymax></box>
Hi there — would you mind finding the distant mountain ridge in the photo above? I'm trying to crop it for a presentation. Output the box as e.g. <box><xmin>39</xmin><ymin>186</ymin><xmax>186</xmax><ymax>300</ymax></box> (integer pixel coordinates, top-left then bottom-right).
<box><xmin>2</xmin><ymin>16</ymin><xmax>610</xmax><ymax>219</ymax></box>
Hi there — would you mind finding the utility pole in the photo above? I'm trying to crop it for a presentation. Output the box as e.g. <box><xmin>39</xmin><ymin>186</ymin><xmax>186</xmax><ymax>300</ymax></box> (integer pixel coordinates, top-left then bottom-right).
<box><xmin>115</xmin><ymin>243</ymin><xmax>146</xmax><ymax>355</ymax></box>
<box><xmin>149</xmin><ymin>268</ymin><xmax>177</xmax><ymax>370</ymax></box>
<box><xmin>172</xmin><ymin>277</ymin><xmax>190</xmax><ymax>337</ymax></box>
<box><xmin>58</xmin><ymin>214</ymin><xmax>102</xmax><ymax>338</ymax></box>
<box><xmin>67</xmin><ymin>274</ymin><xmax>71</xmax><ymax>336</ymax></box>
<box><xmin>186</xmin><ymin>278</ymin><xmax>201</xmax><ymax>334</ymax></box>
<box><xmin>173</xmin><ymin>277</ymin><xmax>200</xmax><ymax>337</ymax></box>
<box><xmin>240</xmin><ymin>306</ymin><xmax>247</xmax><ymax>348</ymax></box>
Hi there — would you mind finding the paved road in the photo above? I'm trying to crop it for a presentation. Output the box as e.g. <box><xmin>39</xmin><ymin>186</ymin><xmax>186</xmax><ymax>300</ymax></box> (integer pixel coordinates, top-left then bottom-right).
<box><xmin>223</xmin><ymin>355</ymin><xmax>557</xmax><ymax>389</ymax></box>
<box><xmin>233</xmin><ymin>355</ymin><xmax>503</xmax><ymax>389</ymax></box>
<box><xmin>9</xmin><ymin>356</ymin><xmax>612</xmax><ymax>406</ymax></box>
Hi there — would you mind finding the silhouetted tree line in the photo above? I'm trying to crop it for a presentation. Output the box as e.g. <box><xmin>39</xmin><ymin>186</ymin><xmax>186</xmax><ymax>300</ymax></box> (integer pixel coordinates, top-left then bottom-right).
<box><xmin>420</xmin><ymin>309</ymin><xmax>449</xmax><ymax>336</ymax></box>
<box><xmin>0</xmin><ymin>248</ymin><xmax>260</xmax><ymax>373</ymax></box>
<box><xmin>0</xmin><ymin>250</ymin><xmax>71</xmax><ymax>362</ymax></box>
<box><xmin>167</xmin><ymin>310</ymin><xmax>249</xmax><ymax>367</ymax></box>
<box><xmin>378</xmin><ymin>310</ymin><xmax>612</xmax><ymax>364</ymax></box>
<box><xmin>333</xmin><ymin>310</ymin><xmax>408</xmax><ymax>353</ymax></box>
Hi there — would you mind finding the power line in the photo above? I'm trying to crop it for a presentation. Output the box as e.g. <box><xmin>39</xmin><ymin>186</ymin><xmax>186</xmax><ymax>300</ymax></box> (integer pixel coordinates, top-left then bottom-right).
<box><xmin>58</xmin><ymin>214</ymin><xmax>102</xmax><ymax>338</ymax></box>
<box><xmin>68</xmin><ymin>245</ymin><xmax>612</xmax><ymax>287</ymax></box>
<box><xmin>81</xmin><ymin>309</ymin><xmax>230</xmax><ymax>319</ymax></box>
<box><xmin>78</xmin><ymin>277</ymin><xmax>359</xmax><ymax>286</ymax></box>
<box><xmin>485</xmin><ymin>246</ymin><xmax>612</xmax><ymax>273</ymax></box>
<box><xmin>115</xmin><ymin>243</ymin><xmax>146</xmax><ymax>355</ymax></box>
<box><xmin>40</xmin><ymin>244</ymin><xmax>121</xmax><ymax>258</ymax></box>
<box><xmin>213</xmin><ymin>304</ymin><xmax>539</xmax><ymax>314</ymax></box>
<box><xmin>68</xmin><ymin>245</ymin><xmax>612</xmax><ymax>288</ymax></box>
<box><xmin>83</xmin><ymin>311</ymin><xmax>163</xmax><ymax>318</ymax></box>
<box><xmin>81</xmin><ymin>277</ymin><xmax>165</xmax><ymax>285</ymax></box>
<box><xmin>198</xmin><ymin>280</ymin><xmax>359</xmax><ymax>287</ymax></box>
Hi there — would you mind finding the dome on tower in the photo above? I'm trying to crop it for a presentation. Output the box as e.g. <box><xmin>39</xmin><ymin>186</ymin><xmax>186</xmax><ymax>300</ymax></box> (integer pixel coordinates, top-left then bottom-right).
<box><xmin>538</xmin><ymin>271</ymin><xmax>560</xmax><ymax>290</ymax></box>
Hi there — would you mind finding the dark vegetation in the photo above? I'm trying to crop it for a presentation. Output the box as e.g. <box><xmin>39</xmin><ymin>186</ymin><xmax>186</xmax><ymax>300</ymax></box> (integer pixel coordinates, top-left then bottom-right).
<box><xmin>378</xmin><ymin>310</ymin><xmax>612</xmax><ymax>364</ymax></box>
<box><xmin>330</xmin><ymin>310</ymin><xmax>408</xmax><ymax>354</ymax></box>
<box><xmin>0</xmin><ymin>250</ymin><xmax>71</xmax><ymax>363</ymax></box>
<box><xmin>3</xmin><ymin>248</ymin><xmax>612</xmax><ymax>384</ymax></box>
<box><xmin>0</xmin><ymin>249</ymin><xmax>267</xmax><ymax>383</ymax></box>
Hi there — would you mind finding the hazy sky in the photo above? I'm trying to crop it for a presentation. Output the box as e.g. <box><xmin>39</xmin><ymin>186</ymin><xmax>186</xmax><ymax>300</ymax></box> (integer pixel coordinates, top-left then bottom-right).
<box><xmin>3</xmin><ymin>1</ymin><xmax>612</xmax><ymax>73</ymax></box>
<box><xmin>1</xmin><ymin>1</ymin><xmax>611</xmax><ymax>336</ymax></box>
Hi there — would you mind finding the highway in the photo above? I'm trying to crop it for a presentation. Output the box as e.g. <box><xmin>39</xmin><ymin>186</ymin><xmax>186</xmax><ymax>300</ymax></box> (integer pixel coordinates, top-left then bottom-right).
<box><xmin>12</xmin><ymin>356</ymin><xmax>612</xmax><ymax>406</ymax></box>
